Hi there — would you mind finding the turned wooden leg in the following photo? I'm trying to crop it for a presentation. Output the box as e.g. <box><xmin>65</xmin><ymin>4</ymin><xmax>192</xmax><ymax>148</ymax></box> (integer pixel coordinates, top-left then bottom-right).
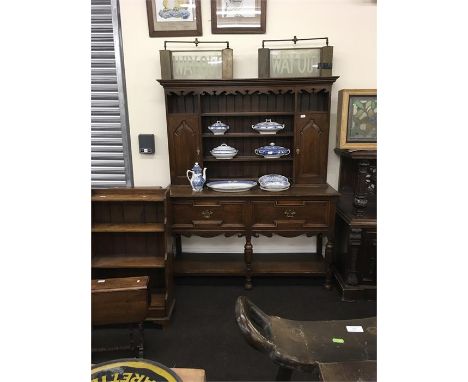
<box><xmin>129</xmin><ymin>323</ymin><xmax>135</xmax><ymax>352</ymax></box>
<box><xmin>174</xmin><ymin>234</ymin><xmax>182</xmax><ymax>257</ymax></box>
<box><xmin>276</xmin><ymin>366</ymin><xmax>293</xmax><ymax>381</ymax></box>
<box><xmin>346</xmin><ymin>228</ymin><xmax>362</xmax><ymax>286</ymax></box>
<box><xmin>244</xmin><ymin>235</ymin><xmax>253</xmax><ymax>290</ymax></box>
<box><xmin>317</xmin><ymin>233</ymin><xmax>323</xmax><ymax>256</ymax></box>
<box><xmin>138</xmin><ymin>322</ymin><xmax>144</xmax><ymax>358</ymax></box>
<box><xmin>324</xmin><ymin>237</ymin><xmax>335</xmax><ymax>290</ymax></box>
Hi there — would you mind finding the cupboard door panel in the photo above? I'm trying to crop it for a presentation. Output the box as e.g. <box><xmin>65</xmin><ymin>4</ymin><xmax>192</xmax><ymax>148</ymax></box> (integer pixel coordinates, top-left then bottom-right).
<box><xmin>294</xmin><ymin>113</ymin><xmax>329</xmax><ymax>184</ymax></box>
<box><xmin>167</xmin><ymin>115</ymin><xmax>201</xmax><ymax>184</ymax></box>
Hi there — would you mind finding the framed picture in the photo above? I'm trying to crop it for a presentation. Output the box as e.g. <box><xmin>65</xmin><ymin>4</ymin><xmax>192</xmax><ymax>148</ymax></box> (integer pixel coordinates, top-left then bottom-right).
<box><xmin>211</xmin><ymin>0</ymin><xmax>267</xmax><ymax>34</ymax></box>
<box><xmin>146</xmin><ymin>0</ymin><xmax>202</xmax><ymax>37</ymax></box>
<box><xmin>336</xmin><ymin>89</ymin><xmax>377</xmax><ymax>150</ymax></box>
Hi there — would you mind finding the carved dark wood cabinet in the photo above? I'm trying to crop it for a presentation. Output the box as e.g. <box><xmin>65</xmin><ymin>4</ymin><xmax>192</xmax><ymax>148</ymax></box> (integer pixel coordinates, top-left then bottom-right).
<box><xmin>334</xmin><ymin>149</ymin><xmax>377</xmax><ymax>300</ymax></box>
<box><xmin>158</xmin><ymin>78</ymin><xmax>340</xmax><ymax>289</ymax></box>
<box><xmin>91</xmin><ymin>187</ymin><xmax>175</xmax><ymax>323</ymax></box>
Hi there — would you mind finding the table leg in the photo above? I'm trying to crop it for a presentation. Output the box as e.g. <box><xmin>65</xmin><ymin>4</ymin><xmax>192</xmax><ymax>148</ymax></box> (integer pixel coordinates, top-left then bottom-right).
<box><xmin>325</xmin><ymin>237</ymin><xmax>335</xmax><ymax>290</ymax></box>
<box><xmin>244</xmin><ymin>235</ymin><xmax>253</xmax><ymax>290</ymax></box>
<box><xmin>138</xmin><ymin>322</ymin><xmax>144</xmax><ymax>358</ymax></box>
<box><xmin>129</xmin><ymin>323</ymin><xmax>135</xmax><ymax>352</ymax></box>
<box><xmin>317</xmin><ymin>233</ymin><xmax>323</xmax><ymax>256</ymax></box>
<box><xmin>174</xmin><ymin>234</ymin><xmax>182</xmax><ymax>257</ymax></box>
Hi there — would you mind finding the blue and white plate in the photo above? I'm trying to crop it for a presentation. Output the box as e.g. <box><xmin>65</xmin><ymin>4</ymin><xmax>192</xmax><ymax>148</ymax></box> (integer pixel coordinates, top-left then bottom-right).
<box><xmin>258</xmin><ymin>174</ymin><xmax>290</xmax><ymax>189</ymax></box>
<box><xmin>206</xmin><ymin>180</ymin><xmax>257</xmax><ymax>192</ymax></box>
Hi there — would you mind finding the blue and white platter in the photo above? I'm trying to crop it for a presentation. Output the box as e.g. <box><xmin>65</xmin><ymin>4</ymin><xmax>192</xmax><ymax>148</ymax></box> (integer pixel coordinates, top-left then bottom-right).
<box><xmin>206</xmin><ymin>180</ymin><xmax>257</xmax><ymax>193</ymax></box>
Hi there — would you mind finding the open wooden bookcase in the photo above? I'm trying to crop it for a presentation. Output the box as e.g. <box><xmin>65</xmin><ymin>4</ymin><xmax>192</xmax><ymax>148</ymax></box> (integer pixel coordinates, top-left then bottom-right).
<box><xmin>91</xmin><ymin>187</ymin><xmax>174</xmax><ymax>323</ymax></box>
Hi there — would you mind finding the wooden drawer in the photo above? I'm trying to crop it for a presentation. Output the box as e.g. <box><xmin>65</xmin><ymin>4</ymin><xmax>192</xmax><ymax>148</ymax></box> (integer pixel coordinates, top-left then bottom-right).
<box><xmin>251</xmin><ymin>200</ymin><xmax>330</xmax><ymax>230</ymax></box>
<box><xmin>172</xmin><ymin>199</ymin><xmax>246</xmax><ymax>231</ymax></box>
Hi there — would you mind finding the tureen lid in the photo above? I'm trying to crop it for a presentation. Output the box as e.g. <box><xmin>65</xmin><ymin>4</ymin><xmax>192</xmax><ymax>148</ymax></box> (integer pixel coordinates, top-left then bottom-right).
<box><xmin>211</xmin><ymin>143</ymin><xmax>237</xmax><ymax>153</ymax></box>
<box><xmin>253</xmin><ymin>119</ymin><xmax>284</xmax><ymax>128</ymax></box>
<box><xmin>209</xmin><ymin>120</ymin><xmax>229</xmax><ymax>128</ymax></box>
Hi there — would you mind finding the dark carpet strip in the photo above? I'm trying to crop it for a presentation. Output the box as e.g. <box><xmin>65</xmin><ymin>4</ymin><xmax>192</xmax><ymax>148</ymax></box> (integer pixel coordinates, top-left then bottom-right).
<box><xmin>92</xmin><ymin>277</ymin><xmax>376</xmax><ymax>381</ymax></box>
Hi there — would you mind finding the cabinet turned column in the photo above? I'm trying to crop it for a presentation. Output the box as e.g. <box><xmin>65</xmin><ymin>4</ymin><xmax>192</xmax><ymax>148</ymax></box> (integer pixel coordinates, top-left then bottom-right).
<box><xmin>353</xmin><ymin>160</ymin><xmax>371</xmax><ymax>216</ymax></box>
<box><xmin>317</xmin><ymin>233</ymin><xmax>323</xmax><ymax>257</ymax></box>
<box><xmin>244</xmin><ymin>235</ymin><xmax>253</xmax><ymax>290</ymax></box>
<box><xmin>324</xmin><ymin>237</ymin><xmax>335</xmax><ymax>290</ymax></box>
<box><xmin>346</xmin><ymin>228</ymin><xmax>362</xmax><ymax>286</ymax></box>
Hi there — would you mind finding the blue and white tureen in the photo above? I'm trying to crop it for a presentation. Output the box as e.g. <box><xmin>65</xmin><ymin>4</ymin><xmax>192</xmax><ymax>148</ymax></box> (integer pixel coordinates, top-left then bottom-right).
<box><xmin>210</xmin><ymin>143</ymin><xmax>238</xmax><ymax>159</ymax></box>
<box><xmin>252</xmin><ymin>119</ymin><xmax>285</xmax><ymax>135</ymax></box>
<box><xmin>208</xmin><ymin>120</ymin><xmax>229</xmax><ymax>135</ymax></box>
<box><xmin>255</xmin><ymin>143</ymin><xmax>290</xmax><ymax>159</ymax></box>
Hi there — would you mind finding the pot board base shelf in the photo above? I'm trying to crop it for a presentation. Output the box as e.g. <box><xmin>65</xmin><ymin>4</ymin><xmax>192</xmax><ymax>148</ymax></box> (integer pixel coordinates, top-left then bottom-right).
<box><xmin>174</xmin><ymin>253</ymin><xmax>327</xmax><ymax>276</ymax></box>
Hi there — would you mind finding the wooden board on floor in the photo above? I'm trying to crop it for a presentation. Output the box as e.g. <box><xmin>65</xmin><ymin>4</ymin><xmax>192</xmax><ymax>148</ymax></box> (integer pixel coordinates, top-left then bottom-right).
<box><xmin>172</xmin><ymin>368</ymin><xmax>206</xmax><ymax>382</ymax></box>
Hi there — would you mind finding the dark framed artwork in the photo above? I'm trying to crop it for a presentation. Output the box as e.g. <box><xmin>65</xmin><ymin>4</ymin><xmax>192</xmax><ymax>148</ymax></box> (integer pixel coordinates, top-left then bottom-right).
<box><xmin>211</xmin><ymin>0</ymin><xmax>267</xmax><ymax>34</ymax></box>
<box><xmin>336</xmin><ymin>89</ymin><xmax>377</xmax><ymax>150</ymax></box>
<box><xmin>146</xmin><ymin>0</ymin><xmax>202</xmax><ymax>37</ymax></box>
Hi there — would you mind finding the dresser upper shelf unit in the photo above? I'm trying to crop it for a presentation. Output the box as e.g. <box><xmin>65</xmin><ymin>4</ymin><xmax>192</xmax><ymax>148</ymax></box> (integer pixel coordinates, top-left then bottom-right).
<box><xmin>158</xmin><ymin>77</ymin><xmax>339</xmax><ymax>186</ymax></box>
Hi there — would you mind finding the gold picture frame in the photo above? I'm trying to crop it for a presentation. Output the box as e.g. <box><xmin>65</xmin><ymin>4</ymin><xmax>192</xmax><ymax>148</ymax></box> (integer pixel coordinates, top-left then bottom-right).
<box><xmin>336</xmin><ymin>89</ymin><xmax>377</xmax><ymax>150</ymax></box>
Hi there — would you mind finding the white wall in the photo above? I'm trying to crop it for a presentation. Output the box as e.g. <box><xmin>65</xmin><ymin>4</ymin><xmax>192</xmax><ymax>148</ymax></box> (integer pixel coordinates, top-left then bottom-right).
<box><xmin>119</xmin><ymin>0</ymin><xmax>376</xmax><ymax>253</ymax></box>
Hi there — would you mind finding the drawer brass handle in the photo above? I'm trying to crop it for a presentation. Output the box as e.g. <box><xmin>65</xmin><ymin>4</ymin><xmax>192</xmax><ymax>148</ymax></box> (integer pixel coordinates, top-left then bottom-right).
<box><xmin>284</xmin><ymin>209</ymin><xmax>296</xmax><ymax>218</ymax></box>
<box><xmin>201</xmin><ymin>209</ymin><xmax>214</xmax><ymax>219</ymax></box>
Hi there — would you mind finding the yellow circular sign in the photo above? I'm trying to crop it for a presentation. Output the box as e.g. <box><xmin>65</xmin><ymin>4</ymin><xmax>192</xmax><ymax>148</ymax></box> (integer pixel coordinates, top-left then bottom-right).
<box><xmin>91</xmin><ymin>359</ymin><xmax>181</xmax><ymax>382</ymax></box>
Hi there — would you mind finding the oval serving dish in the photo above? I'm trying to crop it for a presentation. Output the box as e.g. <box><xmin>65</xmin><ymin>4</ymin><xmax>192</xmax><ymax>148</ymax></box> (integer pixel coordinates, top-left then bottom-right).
<box><xmin>208</xmin><ymin>121</ymin><xmax>229</xmax><ymax>135</ymax></box>
<box><xmin>252</xmin><ymin>119</ymin><xmax>285</xmax><ymax>135</ymax></box>
<box><xmin>206</xmin><ymin>180</ymin><xmax>257</xmax><ymax>193</ymax></box>
<box><xmin>255</xmin><ymin>143</ymin><xmax>290</xmax><ymax>159</ymax></box>
<box><xmin>258</xmin><ymin>174</ymin><xmax>290</xmax><ymax>191</ymax></box>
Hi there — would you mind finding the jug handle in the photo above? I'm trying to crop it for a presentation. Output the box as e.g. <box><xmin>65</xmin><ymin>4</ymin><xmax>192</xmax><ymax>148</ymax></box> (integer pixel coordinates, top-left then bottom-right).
<box><xmin>186</xmin><ymin>170</ymin><xmax>193</xmax><ymax>182</ymax></box>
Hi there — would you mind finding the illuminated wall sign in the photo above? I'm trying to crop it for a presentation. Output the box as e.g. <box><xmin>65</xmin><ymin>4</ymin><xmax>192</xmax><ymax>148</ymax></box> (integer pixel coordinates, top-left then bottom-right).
<box><xmin>172</xmin><ymin>51</ymin><xmax>223</xmax><ymax>79</ymax></box>
<box><xmin>258</xmin><ymin>38</ymin><xmax>333</xmax><ymax>78</ymax></box>
<box><xmin>160</xmin><ymin>48</ymin><xmax>233</xmax><ymax>80</ymax></box>
<box><xmin>269</xmin><ymin>49</ymin><xmax>323</xmax><ymax>78</ymax></box>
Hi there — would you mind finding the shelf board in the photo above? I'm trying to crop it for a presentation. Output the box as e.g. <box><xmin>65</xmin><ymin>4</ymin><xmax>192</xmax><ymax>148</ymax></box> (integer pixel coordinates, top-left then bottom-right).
<box><xmin>202</xmin><ymin>133</ymin><xmax>294</xmax><ymax>138</ymax></box>
<box><xmin>92</xmin><ymin>223</ymin><xmax>165</xmax><ymax>233</ymax></box>
<box><xmin>174</xmin><ymin>253</ymin><xmax>326</xmax><ymax>276</ymax></box>
<box><xmin>91</xmin><ymin>188</ymin><xmax>166</xmax><ymax>202</ymax></box>
<box><xmin>203</xmin><ymin>155</ymin><xmax>293</xmax><ymax>162</ymax></box>
<box><xmin>92</xmin><ymin>255</ymin><xmax>165</xmax><ymax>269</ymax></box>
<box><xmin>201</xmin><ymin>111</ymin><xmax>295</xmax><ymax>117</ymax></box>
